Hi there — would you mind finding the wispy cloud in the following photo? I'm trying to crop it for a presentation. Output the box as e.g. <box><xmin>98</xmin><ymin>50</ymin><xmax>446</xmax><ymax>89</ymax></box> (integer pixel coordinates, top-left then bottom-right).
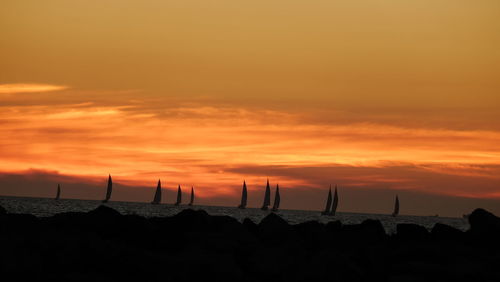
<box><xmin>0</xmin><ymin>83</ymin><xmax>68</xmax><ymax>94</ymax></box>
<box><xmin>0</xmin><ymin>90</ymin><xmax>499</xmax><ymax>216</ymax></box>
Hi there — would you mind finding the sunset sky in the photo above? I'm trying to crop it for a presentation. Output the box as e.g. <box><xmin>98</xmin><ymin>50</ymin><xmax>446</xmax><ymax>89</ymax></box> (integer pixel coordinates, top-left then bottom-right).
<box><xmin>1</xmin><ymin>1</ymin><xmax>499</xmax><ymax>216</ymax></box>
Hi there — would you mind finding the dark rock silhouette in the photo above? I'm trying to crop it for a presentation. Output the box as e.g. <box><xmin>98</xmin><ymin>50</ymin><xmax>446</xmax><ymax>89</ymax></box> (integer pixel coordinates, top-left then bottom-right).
<box><xmin>0</xmin><ymin>206</ymin><xmax>499</xmax><ymax>282</ymax></box>
<box><xmin>87</xmin><ymin>204</ymin><xmax>122</xmax><ymax>218</ymax></box>
<box><xmin>258</xmin><ymin>212</ymin><xmax>294</xmax><ymax>245</ymax></box>
<box><xmin>468</xmin><ymin>208</ymin><xmax>500</xmax><ymax>237</ymax></box>
<box><xmin>325</xmin><ymin>219</ymin><xmax>342</xmax><ymax>232</ymax></box>
<box><xmin>396</xmin><ymin>223</ymin><xmax>429</xmax><ymax>241</ymax></box>
<box><xmin>242</xmin><ymin>217</ymin><xmax>258</xmax><ymax>234</ymax></box>
<box><xmin>431</xmin><ymin>223</ymin><xmax>464</xmax><ymax>241</ymax></box>
<box><xmin>0</xmin><ymin>204</ymin><xmax>6</xmax><ymax>215</ymax></box>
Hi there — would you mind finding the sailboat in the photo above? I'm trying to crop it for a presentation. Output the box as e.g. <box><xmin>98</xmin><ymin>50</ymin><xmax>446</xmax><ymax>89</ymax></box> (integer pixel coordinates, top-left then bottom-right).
<box><xmin>102</xmin><ymin>174</ymin><xmax>112</xmax><ymax>203</ymax></box>
<box><xmin>238</xmin><ymin>181</ymin><xmax>247</xmax><ymax>209</ymax></box>
<box><xmin>391</xmin><ymin>195</ymin><xmax>399</xmax><ymax>217</ymax></box>
<box><xmin>188</xmin><ymin>186</ymin><xmax>194</xmax><ymax>206</ymax></box>
<box><xmin>321</xmin><ymin>185</ymin><xmax>332</xmax><ymax>215</ymax></box>
<box><xmin>331</xmin><ymin>185</ymin><xmax>339</xmax><ymax>216</ymax></box>
<box><xmin>55</xmin><ymin>184</ymin><xmax>61</xmax><ymax>200</ymax></box>
<box><xmin>261</xmin><ymin>179</ymin><xmax>271</xmax><ymax>211</ymax></box>
<box><xmin>151</xmin><ymin>179</ymin><xmax>162</xmax><ymax>204</ymax></box>
<box><xmin>174</xmin><ymin>185</ymin><xmax>182</xmax><ymax>206</ymax></box>
<box><xmin>271</xmin><ymin>184</ymin><xmax>280</xmax><ymax>212</ymax></box>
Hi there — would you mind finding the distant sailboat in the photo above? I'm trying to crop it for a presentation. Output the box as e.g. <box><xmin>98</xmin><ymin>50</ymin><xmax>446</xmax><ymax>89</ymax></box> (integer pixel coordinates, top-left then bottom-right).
<box><xmin>321</xmin><ymin>185</ymin><xmax>332</xmax><ymax>215</ymax></box>
<box><xmin>271</xmin><ymin>184</ymin><xmax>280</xmax><ymax>212</ymax></box>
<box><xmin>261</xmin><ymin>179</ymin><xmax>271</xmax><ymax>211</ymax></box>
<box><xmin>102</xmin><ymin>174</ymin><xmax>112</xmax><ymax>203</ymax></box>
<box><xmin>331</xmin><ymin>185</ymin><xmax>339</xmax><ymax>216</ymax></box>
<box><xmin>188</xmin><ymin>186</ymin><xmax>194</xmax><ymax>206</ymax></box>
<box><xmin>151</xmin><ymin>179</ymin><xmax>162</xmax><ymax>204</ymax></box>
<box><xmin>392</xmin><ymin>195</ymin><xmax>399</xmax><ymax>217</ymax></box>
<box><xmin>174</xmin><ymin>185</ymin><xmax>182</xmax><ymax>206</ymax></box>
<box><xmin>55</xmin><ymin>184</ymin><xmax>61</xmax><ymax>200</ymax></box>
<box><xmin>238</xmin><ymin>181</ymin><xmax>247</xmax><ymax>209</ymax></box>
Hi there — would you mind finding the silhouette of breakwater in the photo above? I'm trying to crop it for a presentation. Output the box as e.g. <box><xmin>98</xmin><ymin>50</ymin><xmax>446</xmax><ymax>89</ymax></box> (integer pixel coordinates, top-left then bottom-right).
<box><xmin>0</xmin><ymin>204</ymin><xmax>499</xmax><ymax>282</ymax></box>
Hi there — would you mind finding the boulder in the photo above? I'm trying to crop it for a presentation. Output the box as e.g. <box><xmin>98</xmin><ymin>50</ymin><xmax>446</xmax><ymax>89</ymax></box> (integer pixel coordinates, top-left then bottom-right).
<box><xmin>242</xmin><ymin>217</ymin><xmax>258</xmax><ymax>234</ymax></box>
<box><xmin>85</xmin><ymin>205</ymin><xmax>124</xmax><ymax>238</ymax></box>
<box><xmin>170</xmin><ymin>209</ymin><xmax>210</xmax><ymax>231</ymax></box>
<box><xmin>0</xmin><ymin>213</ymin><xmax>40</xmax><ymax>235</ymax></box>
<box><xmin>325</xmin><ymin>220</ymin><xmax>342</xmax><ymax>233</ymax></box>
<box><xmin>340</xmin><ymin>219</ymin><xmax>386</xmax><ymax>246</ymax></box>
<box><xmin>360</xmin><ymin>219</ymin><xmax>387</xmax><ymax>243</ymax></box>
<box><xmin>468</xmin><ymin>208</ymin><xmax>500</xmax><ymax>236</ymax></box>
<box><xmin>431</xmin><ymin>223</ymin><xmax>463</xmax><ymax>241</ymax></box>
<box><xmin>210</xmin><ymin>215</ymin><xmax>244</xmax><ymax>234</ymax></box>
<box><xmin>258</xmin><ymin>213</ymin><xmax>293</xmax><ymax>244</ymax></box>
<box><xmin>396</xmin><ymin>223</ymin><xmax>429</xmax><ymax>241</ymax></box>
<box><xmin>294</xmin><ymin>221</ymin><xmax>327</xmax><ymax>248</ymax></box>
<box><xmin>87</xmin><ymin>205</ymin><xmax>121</xmax><ymax>218</ymax></box>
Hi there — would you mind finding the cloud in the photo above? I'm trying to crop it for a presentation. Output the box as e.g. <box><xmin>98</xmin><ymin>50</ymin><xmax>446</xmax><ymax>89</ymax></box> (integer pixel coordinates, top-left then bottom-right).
<box><xmin>0</xmin><ymin>83</ymin><xmax>68</xmax><ymax>94</ymax></box>
<box><xmin>1</xmin><ymin>169</ymin><xmax>500</xmax><ymax>217</ymax></box>
<box><xmin>0</xmin><ymin>93</ymin><xmax>499</xmax><ymax>217</ymax></box>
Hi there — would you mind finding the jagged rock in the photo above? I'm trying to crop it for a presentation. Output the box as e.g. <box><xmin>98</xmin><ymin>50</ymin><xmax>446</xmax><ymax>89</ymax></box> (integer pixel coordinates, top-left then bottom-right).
<box><xmin>242</xmin><ymin>217</ymin><xmax>258</xmax><ymax>234</ymax></box>
<box><xmin>210</xmin><ymin>215</ymin><xmax>243</xmax><ymax>233</ymax></box>
<box><xmin>468</xmin><ymin>208</ymin><xmax>500</xmax><ymax>238</ymax></box>
<box><xmin>0</xmin><ymin>213</ymin><xmax>39</xmax><ymax>233</ymax></box>
<box><xmin>43</xmin><ymin>211</ymin><xmax>87</xmax><ymax>229</ymax></box>
<box><xmin>396</xmin><ymin>223</ymin><xmax>429</xmax><ymax>241</ymax></box>
<box><xmin>1</xmin><ymin>207</ymin><xmax>499</xmax><ymax>281</ymax></box>
<box><xmin>325</xmin><ymin>220</ymin><xmax>342</xmax><ymax>232</ymax></box>
<box><xmin>258</xmin><ymin>212</ymin><xmax>293</xmax><ymax>244</ymax></box>
<box><xmin>431</xmin><ymin>223</ymin><xmax>463</xmax><ymax>241</ymax></box>
<box><xmin>341</xmin><ymin>219</ymin><xmax>386</xmax><ymax>246</ymax></box>
<box><xmin>294</xmin><ymin>221</ymin><xmax>327</xmax><ymax>248</ymax></box>
<box><xmin>87</xmin><ymin>205</ymin><xmax>121</xmax><ymax>218</ymax></box>
<box><xmin>210</xmin><ymin>215</ymin><xmax>258</xmax><ymax>246</ymax></box>
<box><xmin>170</xmin><ymin>208</ymin><xmax>210</xmax><ymax>231</ymax></box>
<box><xmin>360</xmin><ymin>219</ymin><xmax>386</xmax><ymax>242</ymax></box>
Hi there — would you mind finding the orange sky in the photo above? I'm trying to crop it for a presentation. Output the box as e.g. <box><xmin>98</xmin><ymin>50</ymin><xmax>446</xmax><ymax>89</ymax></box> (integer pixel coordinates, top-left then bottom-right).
<box><xmin>1</xmin><ymin>1</ymin><xmax>499</xmax><ymax>216</ymax></box>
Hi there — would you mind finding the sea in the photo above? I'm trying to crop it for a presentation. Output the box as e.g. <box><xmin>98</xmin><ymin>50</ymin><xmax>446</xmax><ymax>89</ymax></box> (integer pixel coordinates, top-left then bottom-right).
<box><xmin>0</xmin><ymin>196</ymin><xmax>468</xmax><ymax>234</ymax></box>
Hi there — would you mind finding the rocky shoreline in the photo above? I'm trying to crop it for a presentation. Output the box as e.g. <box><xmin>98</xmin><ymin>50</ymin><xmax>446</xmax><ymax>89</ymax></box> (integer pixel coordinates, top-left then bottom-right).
<box><xmin>1</xmin><ymin>205</ymin><xmax>499</xmax><ymax>282</ymax></box>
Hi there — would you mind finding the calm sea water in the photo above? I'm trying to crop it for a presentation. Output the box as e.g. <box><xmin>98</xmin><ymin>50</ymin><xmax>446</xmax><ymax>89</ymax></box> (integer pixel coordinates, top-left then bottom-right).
<box><xmin>0</xmin><ymin>196</ymin><xmax>468</xmax><ymax>233</ymax></box>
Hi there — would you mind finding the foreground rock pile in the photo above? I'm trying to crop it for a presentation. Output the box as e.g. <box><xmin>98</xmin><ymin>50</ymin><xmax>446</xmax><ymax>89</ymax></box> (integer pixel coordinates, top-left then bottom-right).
<box><xmin>0</xmin><ymin>205</ymin><xmax>499</xmax><ymax>282</ymax></box>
